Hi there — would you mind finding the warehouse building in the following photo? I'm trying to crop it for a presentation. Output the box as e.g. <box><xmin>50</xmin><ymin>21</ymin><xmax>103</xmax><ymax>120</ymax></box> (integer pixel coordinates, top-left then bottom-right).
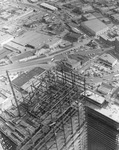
<box><xmin>82</xmin><ymin>13</ymin><xmax>96</xmax><ymax>21</ymax></box>
<box><xmin>10</xmin><ymin>51</ymin><xmax>34</xmax><ymax>62</ymax></box>
<box><xmin>4</xmin><ymin>41</ymin><xmax>26</xmax><ymax>53</ymax></box>
<box><xmin>0</xmin><ymin>48</ymin><xmax>11</xmax><ymax>60</ymax></box>
<box><xmin>81</xmin><ymin>19</ymin><xmax>109</xmax><ymax>36</ymax></box>
<box><xmin>81</xmin><ymin>5</ymin><xmax>94</xmax><ymax>13</ymax></box>
<box><xmin>12</xmin><ymin>67</ymin><xmax>45</xmax><ymax>92</ymax></box>
<box><xmin>100</xmin><ymin>34</ymin><xmax>116</xmax><ymax>45</ymax></box>
<box><xmin>40</xmin><ymin>2</ymin><xmax>58</xmax><ymax>11</ymax></box>
<box><xmin>97</xmin><ymin>82</ymin><xmax>113</xmax><ymax>96</ymax></box>
<box><xmin>111</xmin><ymin>14</ymin><xmax>119</xmax><ymax>23</ymax></box>
<box><xmin>98</xmin><ymin>53</ymin><xmax>117</xmax><ymax>68</ymax></box>
<box><xmin>0</xmin><ymin>31</ymin><xmax>14</xmax><ymax>46</ymax></box>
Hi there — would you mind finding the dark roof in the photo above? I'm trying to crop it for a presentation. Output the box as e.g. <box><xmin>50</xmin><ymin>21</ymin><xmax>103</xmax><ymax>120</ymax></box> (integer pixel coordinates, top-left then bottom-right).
<box><xmin>12</xmin><ymin>67</ymin><xmax>45</xmax><ymax>87</ymax></box>
<box><xmin>68</xmin><ymin>32</ymin><xmax>80</xmax><ymax>38</ymax></box>
<box><xmin>11</xmin><ymin>51</ymin><xmax>34</xmax><ymax>62</ymax></box>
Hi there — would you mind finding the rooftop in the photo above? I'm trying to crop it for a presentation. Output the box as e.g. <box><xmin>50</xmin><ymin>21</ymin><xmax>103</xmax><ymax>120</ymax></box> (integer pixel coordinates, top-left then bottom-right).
<box><xmin>82</xmin><ymin>19</ymin><xmax>108</xmax><ymax>33</ymax></box>
<box><xmin>4</xmin><ymin>41</ymin><xmax>26</xmax><ymax>52</ymax></box>
<box><xmin>0</xmin><ymin>31</ymin><xmax>13</xmax><ymax>46</ymax></box>
<box><xmin>83</xmin><ymin>13</ymin><xmax>96</xmax><ymax>20</ymax></box>
<box><xmin>12</xmin><ymin>67</ymin><xmax>45</xmax><ymax>87</ymax></box>
<box><xmin>0</xmin><ymin>48</ymin><xmax>11</xmax><ymax>60</ymax></box>
<box><xmin>10</xmin><ymin>51</ymin><xmax>34</xmax><ymax>62</ymax></box>
<box><xmin>98</xmin><ymin>85</ymin><xmax>112</xmax><ymax>95</ymax></box>
<box><xmin>85</xmin><ymin>90</ymin><xmax>105</xmax><ymax>104</ymax></box>
<box><xmin>12</xmin><ymin>31</ymin><xmax>59</xmax><ymax>49</ymax></box>
<box><xmin>40</xmin><ymin>2</ymin><xmax>57</xmax><ymax>11</ymax></box>
<box><xmin>99</xmin><ymin>53</ymin><xmax>117</xmax><ymax>64</ymax></box>
<box><xmin>87</xmin><ymin>102</ymin><xmax>119</xmax><ymax>124</ymax></box>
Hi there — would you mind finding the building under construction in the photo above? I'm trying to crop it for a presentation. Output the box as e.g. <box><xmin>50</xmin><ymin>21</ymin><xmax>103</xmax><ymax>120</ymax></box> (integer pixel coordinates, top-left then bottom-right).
<box><xmin>0</xmin><ymin>65</ymin><xmax>119</xmax><ymax>150</ymax></box>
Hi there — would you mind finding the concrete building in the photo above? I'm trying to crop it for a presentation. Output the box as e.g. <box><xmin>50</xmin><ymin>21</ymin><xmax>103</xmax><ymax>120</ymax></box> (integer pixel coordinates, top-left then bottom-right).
<box><xmin>0</xmin><ymin>48</ymin><xmax>11</xmax><ymax>60</ymax></box>
<box><xmin>98</xmin><ymin>53</ymin><xmax>117</xmax><ymax>67</ymax></box>
<box><xmin>111</xmin><ymin>14</ymin><xmax>119</xmax><ymax>23</ymax></box>
<box><xmin>99</xmin><ymin>26</ymin><xmax>119</xmax><ymax>45</ymax></box>
<box><xmin>10</xmin><ymin>51</ymin><xmax>34</xmax><ymax>62</ymax></box>
<box><xmin>0</xmin><ymin>69</ymin><xmax>119</xmax><ymax>150</ymax></box>
<box><xmin>81</xmin><ymin>5</ymin><xmax>94</xmax><ymax>13</ymax></box>
<box><xmin>86</xmin><ymin>105</ymin><xmax>119</xmax><ymax>150</ymax></box>
<box><xmin>40</xmin><ymin>2</ymin><xmax>58</xmax><ymax>11</ymax></box>
<box><xmin>0</xmin><ymin>31</ymin><xmax>14</xmax><ymax>46</ymax></box>
<box><xmin>100</xmin><ymin>34</ymin><xmax>116</xmax><ymax>45</ymax></box>
<box><xmin>82</xmin><ymin>13</ymin><xmax>96</xmax><ymax>21</ymax></box>
<box><xmin>81</xmin><ymin>19</ymin><xmax>109</xmax><ymax>36</ymax></box>
<box><xmin>4</xmin><ymin>41</ymin><xmax>26</xmax><ymax>53</ymax></box>
<box><xmin>97</xmin><ymin>82</ymin><xmax>113</xmax><ymax>95</ymax></box>
<box><xmin>12</xmin><ymin>67</ymin><xmax>45</xmax><ymax>92</ymax></box>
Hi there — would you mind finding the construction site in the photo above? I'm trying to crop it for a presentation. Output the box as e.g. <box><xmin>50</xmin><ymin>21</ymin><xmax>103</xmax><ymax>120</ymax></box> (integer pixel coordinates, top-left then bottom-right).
<box><xmin>0</xmin><ymin>64</ymin><xmax>119</xmax><ymax>150</ymax></box>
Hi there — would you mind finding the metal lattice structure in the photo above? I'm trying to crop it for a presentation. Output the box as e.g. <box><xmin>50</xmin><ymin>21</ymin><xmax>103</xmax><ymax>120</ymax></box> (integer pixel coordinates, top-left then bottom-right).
<box><xmin>0</xmin><ymin>66</ymin><xmax>119</xmax><ymax>150</ymax></box>
<box><xmin>0</xmin><ymin>68</ymin><xmax>88</xmax><ymax>150</ymax></box>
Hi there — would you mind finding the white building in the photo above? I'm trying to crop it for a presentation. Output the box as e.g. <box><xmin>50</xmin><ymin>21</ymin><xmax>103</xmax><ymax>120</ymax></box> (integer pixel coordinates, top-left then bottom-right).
<box><xmin>81</xmin><ymin>19</ymin><xmax>109</xmax><ymax>36</ymax></box>
<box><xmin>40</xmin><ymin>3</ymin><xmax>58</xmax><ymax>11</ymax></box>
<box><xmin>0</xmin><ymin>31</ymin><xmax>14</xmax><ymax>46</ymax></box>
<box><xmin>99</xmin><ymin>53</ymin><xmax>117</xmax><ymax>67</ymax></box>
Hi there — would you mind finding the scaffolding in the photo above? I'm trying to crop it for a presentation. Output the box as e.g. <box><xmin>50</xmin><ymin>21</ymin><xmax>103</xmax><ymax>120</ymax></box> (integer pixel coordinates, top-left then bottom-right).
<box><xmin>0</xmin><ymin>67</ymin><xmax>88</xmax><ymax>150</ymax></box>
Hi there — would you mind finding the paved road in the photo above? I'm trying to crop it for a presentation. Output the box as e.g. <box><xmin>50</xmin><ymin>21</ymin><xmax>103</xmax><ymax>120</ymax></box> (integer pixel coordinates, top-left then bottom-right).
<box><xmin>0</xmin><ymin>46</ymin><xmax>114</xmax><ymax>75</ymax></box>
<box><xmin>0</xmin><ymin>61</ymin><xmax>55</xmax><ymax>75</ymax></box>
<box><xmin>1</xmin><ymin>1</ymin><xmax>115</xmax><ymax>75</ymax></box>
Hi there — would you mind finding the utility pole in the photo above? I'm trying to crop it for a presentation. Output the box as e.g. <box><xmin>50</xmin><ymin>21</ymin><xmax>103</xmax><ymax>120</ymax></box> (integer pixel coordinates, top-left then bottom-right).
<box><xmin>6</xmin><ymin>70</ymin><xmax>21</xmax><ymax>117</ymax></box>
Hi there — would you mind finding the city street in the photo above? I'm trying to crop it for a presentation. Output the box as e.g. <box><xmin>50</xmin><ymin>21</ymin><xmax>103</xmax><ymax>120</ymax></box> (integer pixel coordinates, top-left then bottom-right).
<box><xmin>0</xmin><ymin>45</ymin><xmax>113</xmax><ymax>75</ymax></box>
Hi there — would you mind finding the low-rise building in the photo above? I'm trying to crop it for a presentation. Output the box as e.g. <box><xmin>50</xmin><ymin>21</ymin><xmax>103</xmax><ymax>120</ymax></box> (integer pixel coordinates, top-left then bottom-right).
<box><xmin>81</xmin><ymin>19</ymin><xmax>109</xmax><ymax>36</ymax></box>
<box><xmin>111</xmin><ymin>13</ymin><xmax>119</xmax><ymax>22</ymax></box>
<box><xmin>98</xmin><ymin>53</ymin><xmax>117</xmax><ymax>67</ymax></box>
<box><xmin>0</xmin><ymin>31</ymin><xmax>14</xmax><ymax>46</ymax></box>
<box><xmin>100</xmin><ymin>26</ymin><xmax>119</xmax><ymax>45</ymax></box>
<box><xmin>12</xmin><ymin>67</ymin><xmax>45</xmax><ymax>92</ymax></box>
<box><xmin>82</xmin><ymin>13</ymin><xmax>96</xmax><ymax>21</ymax></box>
<box><xmin>40</xmin><ymin>2</ymin><xmax>58</xmax><ymax>11</ymax></box>
<box><xmin>10</xmin><ymin>51</ymin><xmax>34</xmax><ymax>62</ymax></box>
<box><xmin>4</xmin><ymin>41</ymin><xmax>26</xmax><ymax>53</ymax></box>
<box><xmin>81</xmin><ymin>5</ymin><xmax>94</xmax><ymax>13</ymax></box>
<box><xmin>98</xmin><ymin>82</ymin><xmax>113</xmax><ymax>95</ymax></box>
<box><xmin>100</xmin><ymin>34</ymin><xmax>116</xmax><ymax>45</ymax></box>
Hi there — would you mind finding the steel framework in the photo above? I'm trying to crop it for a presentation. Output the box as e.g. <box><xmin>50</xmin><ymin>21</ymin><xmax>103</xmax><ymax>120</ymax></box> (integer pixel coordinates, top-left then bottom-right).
<box><xmin>0</xmin><ymin>68</ymin><xmax>88</xmax><ymax>150</ymax></box>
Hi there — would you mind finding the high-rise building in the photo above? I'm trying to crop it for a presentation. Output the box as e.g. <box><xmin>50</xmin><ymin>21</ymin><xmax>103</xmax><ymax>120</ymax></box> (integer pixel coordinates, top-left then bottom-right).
<box><xmin>0</xmin><ymin>69</ymin><xmax>88</xmax><ymax>150</ymax></box>
<box><xmin>0</xmin><ymin>68</ymin><xmax>119</xmax><ymax>150</ymax></box>
<box><xmin>86</xmin><ymin>106</ymin><xmax>119</xmax><ymax>150</ymax></box>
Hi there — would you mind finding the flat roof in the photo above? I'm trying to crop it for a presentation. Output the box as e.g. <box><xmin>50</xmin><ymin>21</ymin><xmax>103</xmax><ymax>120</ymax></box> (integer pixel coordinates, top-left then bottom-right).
<box><xmin>4</xmin><ymin>41</ymin><xmax>26</xmax><ymax>52</ymax></box>
<box><xmin>98</xmin><ymin>86</ymin><xmax>111</xmax><ymax>95</ymax></box>
<box><xmin>83</xmin><ymin>19</ymin><xmax>108</xmax><ymax>33</ymax></box>
<box><xmin>86</xmin><ymin>102</ymin><xmax>119</xmax><ymax>124</ymax></box>
<box><xmin>0</xmin><ymin>31</ymin><xmax>13</xmax><ymax>45</ymax></box>
<box><xmin>111</xmin><ymin>14</ymin><xmax>119</xmax><ymax>21</ymax></box>
<box><xmin>83</xmin><ymin>13</ymin><xmax>96</xmax><ymax>20</ymax></box>
<box><xmin>85</xmin><ymin>90</ymin><xmax>105</xmax><ymax>104</ymax></box>
<box><xmin>100</xmin><ymin>53</ymin><xmax>116</xmax><ymax>64</ymax></box>
<box><xmin>12</xmin><ymin>67</ymin><xmax>45</xmax><ymax>87</ymax></box>
<box><xmin>12</xmin><ymin>31</ymin><xmax>59</xmax><ymax>48</ymax></box>
<box><xmin>40</xmin><ymin>2</ymin><xmax>57</xmax><ymax>11</ymax></box>
<box><xmin>11</xmin><ymin>51</ymin><xmax>34</xmax><ymax>62</ymax></box>
<box><xmin>82</xmin><ymin>5</ymin><xmax>94</xmax><ymax>11</ymax></box>
<box><xmin>0</xmin><ymin>48</ymin><xmax>11</xmax><ymax>60</ymax></box>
